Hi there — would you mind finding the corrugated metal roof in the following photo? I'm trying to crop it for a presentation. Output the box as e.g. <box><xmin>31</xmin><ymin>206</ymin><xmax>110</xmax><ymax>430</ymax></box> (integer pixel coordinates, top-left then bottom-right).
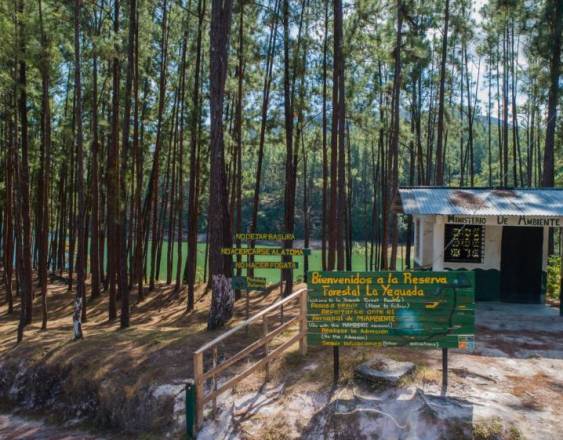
<box><xmin>397</xmin><ymin>187</ymin><xmax>563</xmax><ymax>217</ymax></box>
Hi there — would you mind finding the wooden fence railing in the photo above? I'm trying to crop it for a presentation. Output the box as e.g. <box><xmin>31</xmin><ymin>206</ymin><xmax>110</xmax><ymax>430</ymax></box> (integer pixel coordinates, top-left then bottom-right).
<box><xmin>193</xmin><ymin>287</ymin><xmax>308</xmax><ymax>429</ymax></box>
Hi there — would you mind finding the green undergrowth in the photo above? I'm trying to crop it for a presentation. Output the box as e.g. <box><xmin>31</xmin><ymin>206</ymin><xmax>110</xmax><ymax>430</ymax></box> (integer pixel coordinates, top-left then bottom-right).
<box><xmin>547</xmin><ymin>255</ymin><xmax>561</xmax><ymax>300</ymax></box>
<box><xmin>473</xmin><ymin>417</ymin><xmax>525</xmax><ymax>440</ymax></box>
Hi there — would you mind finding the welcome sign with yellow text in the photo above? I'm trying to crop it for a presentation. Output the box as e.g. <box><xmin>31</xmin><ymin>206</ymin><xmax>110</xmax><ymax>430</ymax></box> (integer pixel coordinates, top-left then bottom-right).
<box><xmin>307</xmin><ymin>271</ymin><xmax>475</xmax><ymax>349</ymax></box>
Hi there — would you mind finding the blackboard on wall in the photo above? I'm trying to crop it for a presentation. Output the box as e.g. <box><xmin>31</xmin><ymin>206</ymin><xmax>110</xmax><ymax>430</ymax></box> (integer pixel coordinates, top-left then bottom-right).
<box><xmin>444</xmin><ymin>224</ymin><xmax>484</xmax><ymax>263</ymax></box>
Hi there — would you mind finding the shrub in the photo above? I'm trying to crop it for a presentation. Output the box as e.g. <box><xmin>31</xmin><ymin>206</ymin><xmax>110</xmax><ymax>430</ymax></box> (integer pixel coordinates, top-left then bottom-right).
<box><xmin>546</xmin><ymin>255</ymin><xmax>561</xmax><ymax>300</ymax></box>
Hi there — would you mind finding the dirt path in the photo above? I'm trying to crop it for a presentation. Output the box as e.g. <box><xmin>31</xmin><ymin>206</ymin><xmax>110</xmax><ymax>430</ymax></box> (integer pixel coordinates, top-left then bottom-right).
<box><xmin>0</xmin><ymin>414</ymin><xmax>106</xmax><ymax>440</ymax></box>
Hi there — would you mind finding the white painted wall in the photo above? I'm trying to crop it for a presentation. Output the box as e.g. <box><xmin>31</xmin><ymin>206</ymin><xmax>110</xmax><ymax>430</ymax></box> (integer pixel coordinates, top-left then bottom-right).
<box><xmin>414</xmin><ymin>215</ymin><xmax>550</xmax><ymax>273</ymax></box>
<box><xmin>413</xmin><ymin>215</ymin><xmax>551</xmax><ymax>304</ymax></box>
<box><xmin>432</xmin><ymin>217</ymin><xmax>445</xmax><ymax>271</ymax></box>
<box><xmin>413</xmin><ymin>215</ymin><xmax>434</xmax><ymax>268</ymax></box>
<box><xmin>542</xmin><ymin>226</ymin><xmax>549</xmax><ymax>271</ymax></box>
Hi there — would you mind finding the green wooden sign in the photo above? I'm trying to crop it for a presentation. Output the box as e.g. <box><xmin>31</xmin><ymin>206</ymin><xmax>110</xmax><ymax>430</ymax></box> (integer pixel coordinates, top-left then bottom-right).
<box><xmin>231</xmin><ymin>276</ymin><xmax>268</xmax><ymax>291</ymax></box>
<box><xmin>306</xmin><ymin>271</ymin><xmax>475</xmax><ymax>350</ymax></box>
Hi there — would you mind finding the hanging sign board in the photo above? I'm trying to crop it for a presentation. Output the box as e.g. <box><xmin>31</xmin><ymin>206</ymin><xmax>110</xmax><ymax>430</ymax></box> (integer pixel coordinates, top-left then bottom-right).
<box><xmin>222</xmin><ymin>232</ymin><xmax>303</xmax><ymax>296</ymax></box>
<box><xmin>307</xmin><ymin>271</ymin><xmax>475</xmax><ymax>349</ymax></box>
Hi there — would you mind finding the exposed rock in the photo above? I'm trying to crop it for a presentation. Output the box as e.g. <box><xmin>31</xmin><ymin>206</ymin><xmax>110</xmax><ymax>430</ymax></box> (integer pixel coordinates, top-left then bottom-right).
<box><xmin>354</xmin><ymin>358</ymin><xmax>416</xmax><ymax>388</ymax></box>
<box><xmin>0</xmin><ymin>360</ymin><xmax>179</xmax><ymax>437</ymax></box>
<box><xmin>303</xmin><ymin>388</ymin><xmax>473</xmax><ymax>440</ymax></box>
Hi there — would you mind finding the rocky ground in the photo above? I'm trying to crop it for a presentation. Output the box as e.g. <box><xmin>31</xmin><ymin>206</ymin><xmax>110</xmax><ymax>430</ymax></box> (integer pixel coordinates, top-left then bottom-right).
<box><xmin>1</xmin><ymin>278</ymin><xmax>562</xmax><ymax>439</ymax></box>
<box><xmin>199</xmin><ymin>303</ymin><xmax>563</xmax><ymax>440</ymax></box>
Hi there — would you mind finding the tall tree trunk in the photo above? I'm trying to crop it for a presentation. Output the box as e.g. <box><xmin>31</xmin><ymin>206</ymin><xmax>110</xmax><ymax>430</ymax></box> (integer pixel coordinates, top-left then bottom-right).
<box><xmin>119</xmin><ymin>0</ymin><xmax>137</xmax><ymax>328</ymax></box>
<box><xmin>38</xmin><ymin>0</ymin><xmax>51</xmax><ymax>330</ymax></box>
<box><xmin>207</xmin><ymin>0</ymin><xmax>234</xmax><ymax>330</ymax></box>
<box><xmin>73</xmin><ymin>0</ymin><xmax>86</xmax><ymax>339</ymax></box>
<box><xmin>302</xmin><ymin>138</ymin><xmax>310</xmax><ymax>282</ymax></box>
<box><xmin>90</xmin><ymin>4</ymin><xmax>102</xmax><ymax>300</ymax></box>
<box><xmin>328</xmin><ymin>0</ymin><xmax>339</xmax><ymax>271</ymax></box>
<box><xmin>414</xmin><ymin>76</ymin><xmax>424</xmax><ymax>184</ymax></box>
<box><xmin>147</xmin><ymin>0</ymin><xmax>169</xmax><ymax>291</ymax></box>
<box><xmin>281</xmin><ymin>0</ymin><xmax>301</xmax><ymax>297</ymax></box>
<box><xmin>406</xmin><ymin>85</ymin><xmax>417</xmax><ymax>269</ymax></box>
<box><xmin>321</xmin><ymin>0</ymin><xmax>328</xmax><ymax>270</ymax></box>
<box><xmin>528</xmin><ymin>84</ymin><xmax>535</xmax><ymax>187</ymax></box>
<box><xmin>186</xmin><ymin>0</ymin><xmax>206</xmax><ymax>310</ymax></box>
<box><xmin>463</xmin><ymin>41</ymin><xmax>475</xmax><ymax>186</ymax></box>
<box><xmin>434</xmin><ymin>0</ymin><xmax>449</xmax><ymax>185</ymax></box>
<box><xmin>510</xmin><ymin>26</ymin><xmax>523</xmax><ymax>186</ymax></box>
<box><xmin>176</xmin><ymin>24</ymin><xmax>190</xmax><ymax>292</ymax></box>
<box><xmin>378</xmin><ymin>60</ymin><xmax>388</xmax><ymax>269</ymax></box>
<box><xmin>487</xmin><ymin>48</ymin><xmax>492</xmax><ymax>187</ymax></box>
<box><xmin>107</xmin><ymin>0</ymin><xmax>121</xmax><ymax>320</ymax></box>
<box><xmin>3</xmin><ymin>95</ymin><xmax>15</xmax><ymax>315</ymax></box>
<box><xmin>282</xmin><ymin>0</ymin><xmax>293</xmax><ymax>293</ymax></box>
<box><xmin>345</xmin><ymin>123</ymin><xmax>353</xmax><ymax>270</ymax></box>
<box><xmin>335</xmin><ymin>0</ymin><xmax>346</xmax><ymax>271</ymax></box>
<box><xmin>496</xmin><ymin>43</ymin><xmax>503</xmax><ymax>186</ymax></box>
<box><xmin>389</xmin><ymin>1</ymin><xmax>402</xmax><ymax>269</ymax></box>
<box><xmin>502</xmin><ymin>24</ymin><xmax>509</xmax><ymax>187</ymax></box>
<box><xmin>232</xmin><ymin>0</ymin><xmax>245</xmax><ymax>296</ymax></box>
<box><xmin>248</xmin><ymin>0</ymin><xmax>280</xmax><ymax>277</ymax></box>
<box><xmin>17</xmin><ymin>0</ymin><xmax>33</xmax><ymax>339</ymax></box>
<box><xmin>542</xmin><ymin>0</ymin><xmax>561</xmax><ymax>257</ymax></box>
<box><xmin>133</xmin><ymin>3</ymin><xmax>144</xmax><ymax>300</ymax></box>
<box><xmin>15</xmin><ymin>141</ymin><xmax>26</xmax><ymax>342</ymax></box>
<box><xmin>542</xmin><ymin>0</ymin><xmax>561</xmax><ymax>188</ymax></box>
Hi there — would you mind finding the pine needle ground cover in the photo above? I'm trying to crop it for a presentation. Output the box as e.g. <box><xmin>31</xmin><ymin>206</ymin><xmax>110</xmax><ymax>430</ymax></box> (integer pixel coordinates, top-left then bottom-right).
<box><xmin>0</xmin><ymin>278</ymin><xmax>297</xmax><ymax>437</ymax></box>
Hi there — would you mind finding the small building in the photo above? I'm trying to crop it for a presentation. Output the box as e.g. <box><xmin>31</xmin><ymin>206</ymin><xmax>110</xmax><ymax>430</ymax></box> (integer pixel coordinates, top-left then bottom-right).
<box><xmin>396</xmin><ymin>187</ymin><xmax>563</xmax><ymax>304</ymax></box>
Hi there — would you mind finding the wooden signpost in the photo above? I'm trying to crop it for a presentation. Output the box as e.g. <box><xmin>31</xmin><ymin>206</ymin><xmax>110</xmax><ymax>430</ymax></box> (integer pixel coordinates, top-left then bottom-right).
<box><xmin>307</xmin><ymin>270</ymin><xmax>476</xmax><ymax>391</ymax></box>
<box><xmin>231</xmin><ymin>276</ymin><xmax>268</xmax><ymax>291</ymax></box>
<box><xmin>231</xmin><ymin>275</ymin><xmax>268</xmax><ymax>322</ymax></box>
<box><xmin>221</xmin><ymin>233</ymin><xmax>308</xmax><ymax>320</ymax></box>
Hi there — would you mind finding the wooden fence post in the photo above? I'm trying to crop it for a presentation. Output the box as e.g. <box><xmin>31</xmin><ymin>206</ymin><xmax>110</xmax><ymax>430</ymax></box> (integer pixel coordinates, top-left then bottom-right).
<box><xmin>185</xmin><ymin>380</ymin><xmax>196</xmax><ymax>439</ymax></box>
<box><xmin>299</xmin><ymin>289</ymin><xmax>308</xmax><ymax>356</ymax></box>
<box><xmin>212</xmin><ymin>346</ymin><xmax>218</xmax><ymax>416</ymax></box>
<box><xmin>280</xmin><ymin>281</ymin><xmax>285</xmax><ymax>324</ymax></box>
<box><xmin>191</xmin><ymin>288</ymin><xmax>306</xmax><ymax>430</ymax></box>
<box><xmin>194</xmin><ymin>351</ymin><xmax>204</xmax><ymax>430</ymax></box>
<box><xmin>263</xmin><ymin>315</ymin><xmax>270</xmax><ymax>381</ymax></box>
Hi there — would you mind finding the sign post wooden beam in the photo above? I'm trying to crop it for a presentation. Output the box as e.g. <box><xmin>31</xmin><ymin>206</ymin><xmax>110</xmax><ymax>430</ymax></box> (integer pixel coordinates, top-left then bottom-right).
<box><xmin>441</xmin><ymin>348</ymin><xmax>448</xmax><ymax>396</ymax></box>
<box><xmin>299</xmin><ymin>289</ymin><xmax>308</xmax><ymax>356</ymax></box>
<box><xmin>333</xmin><ymin>347</ymin><xmax>339</xmax><ymax>383</ymax></box>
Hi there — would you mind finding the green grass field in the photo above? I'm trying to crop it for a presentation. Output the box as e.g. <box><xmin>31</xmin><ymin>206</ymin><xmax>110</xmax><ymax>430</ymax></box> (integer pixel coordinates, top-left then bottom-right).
<box><xmin>149</xmin><ymin>241</ymin><xmax>411</xmax><ymax>284</ymax></box>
